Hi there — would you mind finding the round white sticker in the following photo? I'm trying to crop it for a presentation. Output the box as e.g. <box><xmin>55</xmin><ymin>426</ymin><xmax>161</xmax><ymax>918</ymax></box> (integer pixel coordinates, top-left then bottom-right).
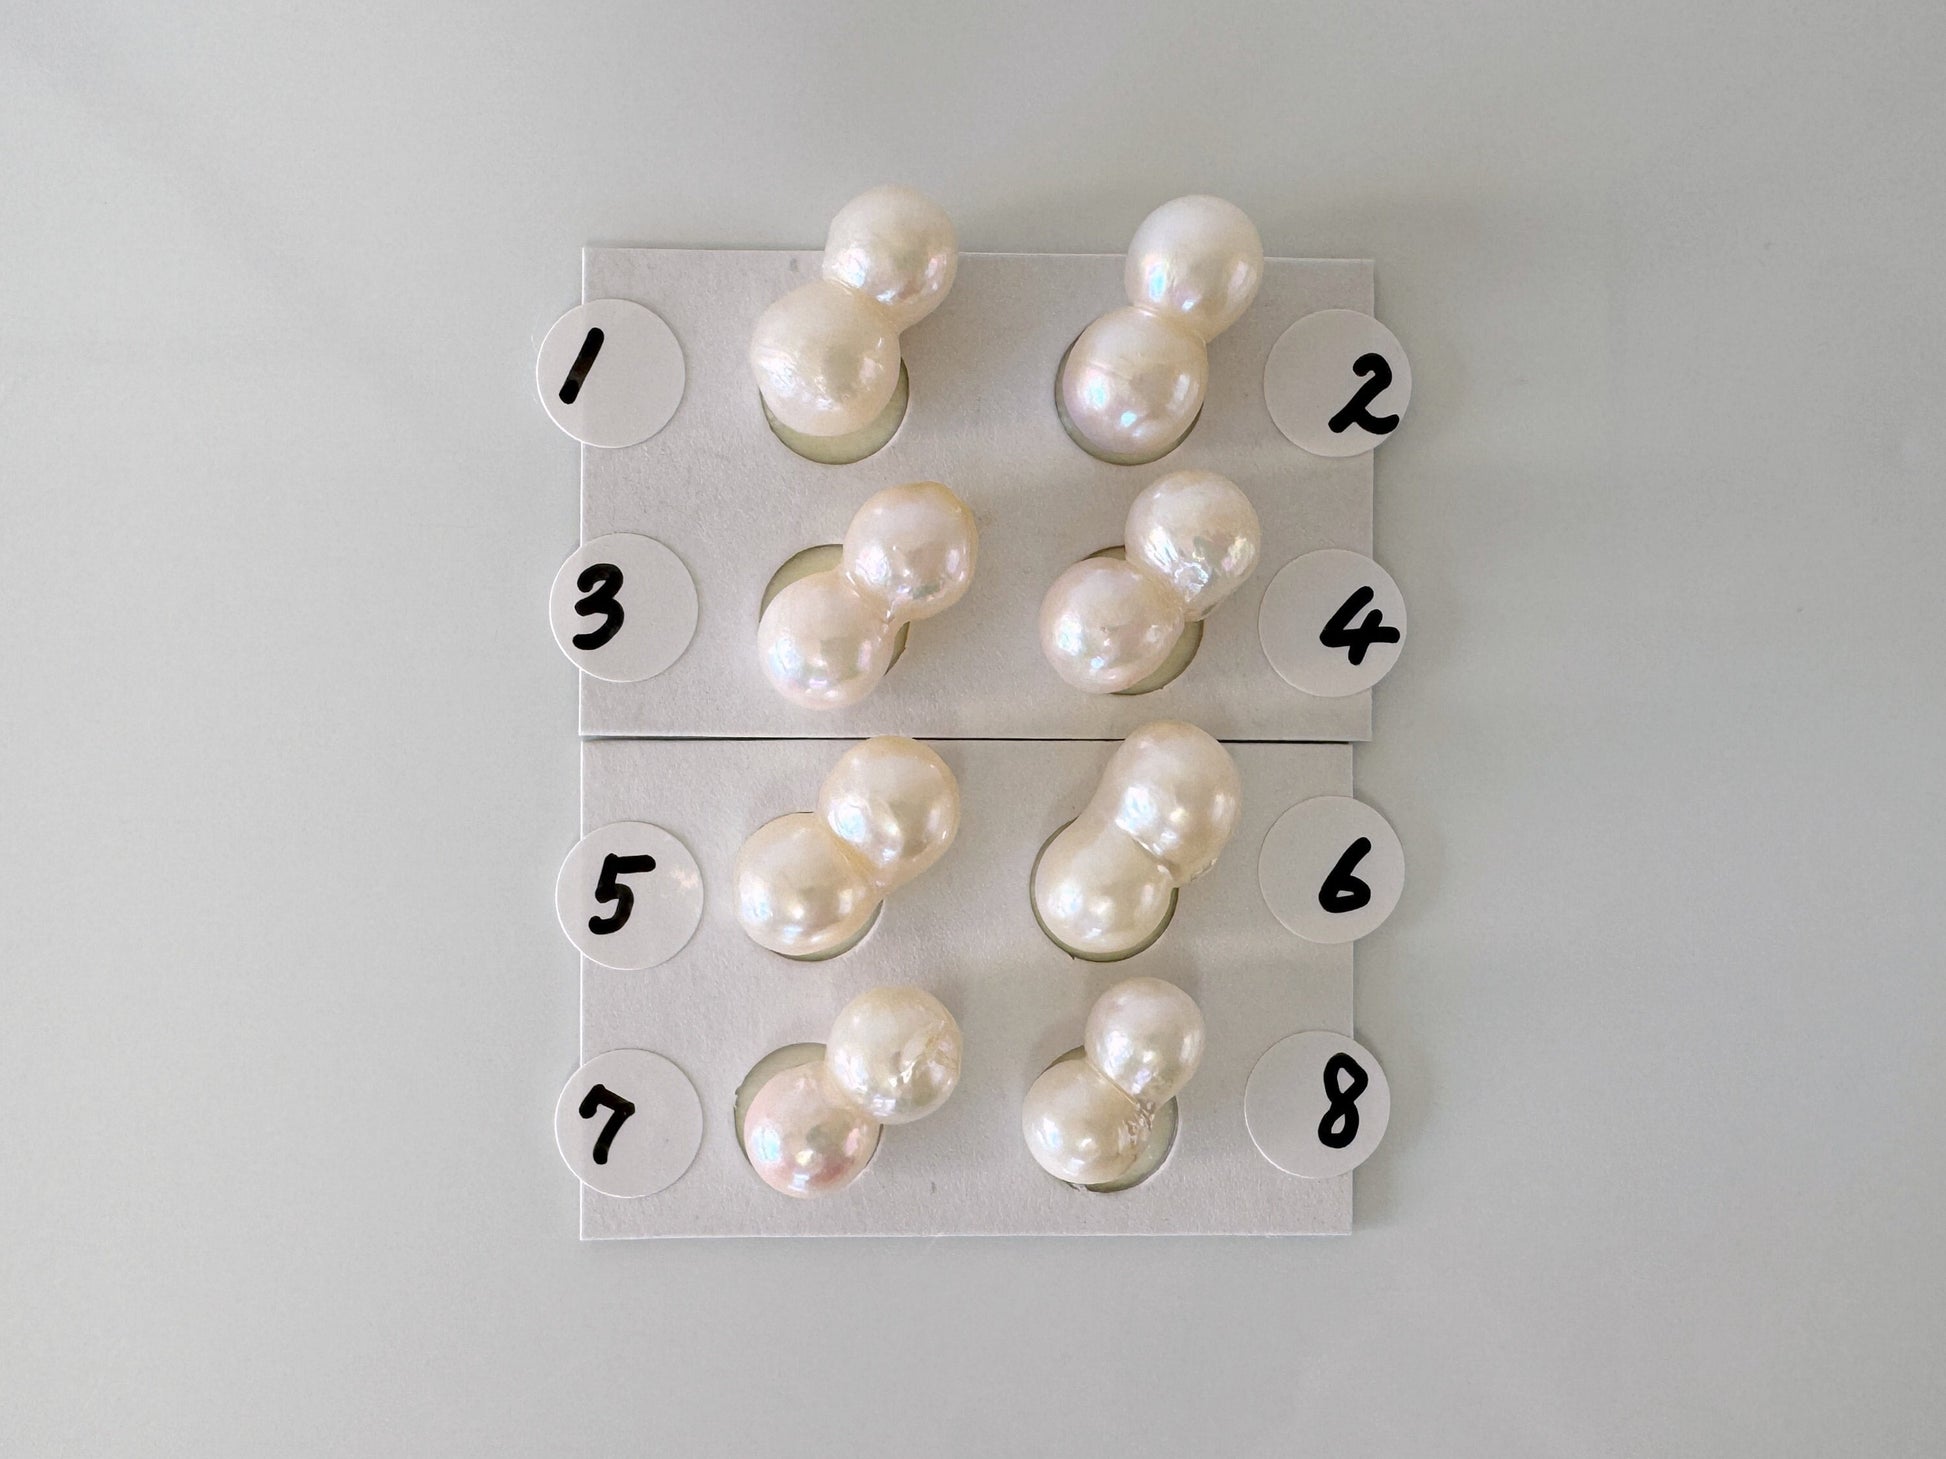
<box><xmin>1259</xmin><ymin>549</ymin><xmax>1407</xmax><ymax>698</ymax></box>
<box><xmin>555</xmin><ymin>822</ymin><xmax>703</xmax><ymax>969</ymax></box>
<box><xmin>536</xmin><ymin>299</ymin><xmax>685</xmax><ymax>449</ymax></box>
<box><xmin>1259</xmin><ymin>795</ymin><xmax>1405</xmax><ymax>944</ymax></box>
<box><xmin>548</xmin><ymin>533</ymin><xmax>698</xmax><ymax>683</ymax></box>
<box><xmin>1245</xmin><ymin>1031</ymin><xmax>1390</xmax><ymax>1179</ymax></box>
<box><xmin>554</xmin><ymin>1048</ymin><xmax>704</xmax><ymax>1198</ymax></box>
<box><xmin>1264</xmin><ymin>309</ymin><xmax>1411</xmax><ymax>458</ymax></box>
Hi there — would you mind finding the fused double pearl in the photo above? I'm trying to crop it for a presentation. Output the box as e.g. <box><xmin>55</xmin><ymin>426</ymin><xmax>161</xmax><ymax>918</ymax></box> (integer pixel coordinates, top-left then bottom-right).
<box><xmin>749</xmin><ymin>185</ymin><xmax>958</xmax><ymax>438</ymax></box>
<box><xmin>744</xmin><ymin>986</ymin><xmax>963</xmax><ymax>1198</ymax></box>
<box><xmin>735</xmin><ymin>736</ymin><xmax>959</xmax><ymax>957</ymax></box>
<box><xmin>1034</xmin><ymin>721</ymin><xmax>1241</xmax><ymax>959</ymax></box>
<box><xmin>1059</xmin><ymin>196</ymin><xmax>1264</xmax><ymax>464</ymax></box>
<box><xmin>1040</xmin><ymin>468</ymin><xmax>1261</xmax><ymax>693</ymax></box>
<box><xmin>758</xmin><ymin>480</ymin><xmax>978</xmax><ymax>710</ymax></box>
<box><xmin>1022</xmin><ymin>977</ymin><xmax>1205</xmax><ymax>1186</ymax></box>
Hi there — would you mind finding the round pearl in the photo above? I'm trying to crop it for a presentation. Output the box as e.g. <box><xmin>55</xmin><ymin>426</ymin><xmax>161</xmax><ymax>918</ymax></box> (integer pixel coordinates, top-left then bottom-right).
<box><xmin>840</xmin><ymin>481</ymin><xmax>979</xmax><ymax>623</ymax></box>
<box><xmin>749</xmin><ymin>279</ymin><xmax>899</xmax><ymax>437</ymax></box>
<box><xmin>818</xmin><ymin>736</ymin><xmax>959</xmax><ymax>892</ymax></box>
<box><xmin>1125</xmin><ymin>469</ymin><xmax>1262</xmax><ymax>621</ymax></box>
<box><xmin>733</xmin><ymin>812</ymin><xmax>877</xmax><ymax>957</ymax></box>
<box><xmin>821</xmin><ymin>185</ymin><xmax>959</xmax><ymax>333</ymax></box>
<box><xmin>1095</xmin><ymin>721</ymin><xmax>1241</xmax><ymax>882</ymax></box>
<box><xmin>1038</xmin><ymin>556</ymin><xmax>1185</xmax><ymax>694</ymax></box>
<box><xmin>1123</xmin><ymin>195</ymin><xmax>1264</xmax><ymax>342</ymax></box>
<box><xmin>757</xmin><ymin>572</ymin><xmax>896</xmax><ymax>710</ymax></box>
<box><xmin>1021</xmin><ymin>1057</ymin><xmax>1151</xmax><ymax>1185</ymax></box>
<box><xmin>1059</xmin><ymin>306</ymin><xmax>1208</xmax><ymax>463</ymax></box>
<box><xmin>823</xmin><ymin>986</ymin><xmax>963</xmax><ymax>1124</ymax></box>
<box><xmin>743</xmin><ymin>1061</ymin><xmax>881</xmax><ymax>1198</ymax></box>
<box><xmin>1085</xmin><ymin>976</ymin><xmax>1206</xmax><ymax>1109</ymax></box>
<box><xmin>1033</xmin><ymin>811</ymin><xmax>1174</xmax><ymax>958</ymax></box>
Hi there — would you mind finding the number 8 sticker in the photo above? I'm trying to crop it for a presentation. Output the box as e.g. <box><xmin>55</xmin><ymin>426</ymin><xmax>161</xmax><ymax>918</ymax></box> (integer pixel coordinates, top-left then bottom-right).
<box><xmin>1244</xmin><ymin>1031</ymin><xmax>1391</xmax><ymax>1180</ymax></box>
<box><xmin>1259</xmin><ymin>795</ymin><xmax>1404</xmax><ymax>944</ymax></box>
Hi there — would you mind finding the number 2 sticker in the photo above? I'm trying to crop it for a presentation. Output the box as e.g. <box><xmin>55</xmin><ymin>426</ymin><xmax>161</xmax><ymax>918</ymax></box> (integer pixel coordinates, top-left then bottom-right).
<box><xmin>555</xmin><ymin>822</ymin><xmax>703</xmax><ymax>969</ymax></box>
<box><xmin>548</xmin><ymin>534</ymin><xmax>698</xmax><ymax>683</ymax></box>
<box><xmin>1262</xmin><ymin>308</ymin><xmax>1412</xmax><ymax>458</ymax></box>
<box><xmin>1259</xmin><ymin>795</ymin><xmax>1405</xmax><ymax>944</ymax></box>
<box><xmin>1244</xmin><ymin>1031</ymin><xmax>1391</xmax><ymax>1179</ymax></box>
<box><xmin>1259</xmin><ymin>549</ymin><xmax>1407</xmax><ymax>699</ymax></box>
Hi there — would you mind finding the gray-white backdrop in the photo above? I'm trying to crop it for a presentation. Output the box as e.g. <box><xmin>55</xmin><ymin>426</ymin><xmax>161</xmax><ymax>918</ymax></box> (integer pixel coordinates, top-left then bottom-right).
<box><xmin>4</xmin><ymin>2</ymin><xmax>1942</xmax><ymax>1453</ymax></box>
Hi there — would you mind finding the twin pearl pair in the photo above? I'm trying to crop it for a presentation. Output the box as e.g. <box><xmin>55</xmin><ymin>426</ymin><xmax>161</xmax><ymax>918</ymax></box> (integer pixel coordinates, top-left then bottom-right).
<box><xmin>742</xmin><ymin>976</ymin><xmax>1206</xmax><ymax>1197</ymax></box>
<box><xmin>750</xmin><ymin>186</ymin><xmax>1264</xmax><ymax>465</ymax></box>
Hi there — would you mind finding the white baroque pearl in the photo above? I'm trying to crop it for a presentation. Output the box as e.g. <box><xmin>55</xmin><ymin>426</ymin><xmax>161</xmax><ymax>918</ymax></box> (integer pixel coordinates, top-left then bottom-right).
<box><xmin>759</xmin><ymin>481</ymin><xmax>977</xmax><ymax>712</ymax></box>
<box><xmin>751</xmin><ymin>186</ymin><xmax>957</xmax><ymax>439</ymax></box>
<box><xmin>735</xmin><ymin>739</ymin><xmax>960</xmax><ymax>956</ymax></box>
<box><xmin>839</xmin><ymin>480</ymin><xmax>978</xmax><ymax>623</ymax></box>
<box><xmin>1085</xmin><ymin>976</ymin><xmax>1206</xmax><ymax>1108</ymax></box>
<box><xmin>1124</xmin><ymin>469</ymin><xmax>1261</xmax><ymax>622</ymax></box>
<box><xmin>743</xmin><ymin>1061</ymin><xmax>881</xmax><ymax>1198</ymax></box>
<box><xmin>817</xmin><ymin>736</ymin><xmax>960</xmax><ymax>892</ymax></box>
<box><xmin>823</xmin><ymin>986</ymin><xmax>963</xmax><ymax>1124</ymax></box>
<box><xmin>1038</xmin><ymin>556</ymin><xmax>1184</xmax><ymax>694</ymax></box>
<box><xmin>1059</xmin><ymin>195</ymin><xmax>1263</xmax><ymax>462</ymax></box>
<box><xmin>1021</xmin><ymin>1057</ymin><xmax>1151</xmax><ymax>1186</ymax></box>
<box><xmin>733</xmin><ymin>812</ymin><xmax>877</xmax><ymax>957</ymax></box>
<box><xmin>1040</xmin><ymin>469</ymin><xmax>1260</xmax><ymax>693</ymax></box>
<box><xmin>749</xmin><ymin>279</ymin><xmax>900</xmax><ymax>437</ymax></box>
<box><xmin>1123</xmin><ymin>195</ymin><xmax>1265</xmax><ymax>341</ymax></box>
<box><xmin>822</xmin><ymin>185</ymin><xmax>959</xmax><ymax>332</ymax></box>
<box><xmin>1032</xmin><ymin>721</ymin><xmax>1240</xmax><ymax>958</ymax></box>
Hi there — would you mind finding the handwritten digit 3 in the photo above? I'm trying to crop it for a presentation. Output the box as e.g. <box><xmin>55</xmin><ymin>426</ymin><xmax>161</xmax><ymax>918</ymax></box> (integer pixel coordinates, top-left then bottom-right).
<box><xmin>1327</xmin><ymin>353</ymin><xmax>1399</xmax><ymax>436</ymax></box>
<box><xmin>572</xmin><ymin>562</ymin><xmax>625</xmax><ymax>651</ymax></box>
<box><xmin>1317</xmin><ymin>1052</ymin><xmax>1368</xmax><ymax>1150</ymax></box>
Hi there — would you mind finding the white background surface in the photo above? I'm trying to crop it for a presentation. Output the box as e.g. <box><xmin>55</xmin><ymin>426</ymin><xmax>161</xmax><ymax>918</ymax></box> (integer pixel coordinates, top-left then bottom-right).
<box><xmin>3</xmin><ymin>2</ymin><xmax>1943</xmax><ymax>1453</ymax></box>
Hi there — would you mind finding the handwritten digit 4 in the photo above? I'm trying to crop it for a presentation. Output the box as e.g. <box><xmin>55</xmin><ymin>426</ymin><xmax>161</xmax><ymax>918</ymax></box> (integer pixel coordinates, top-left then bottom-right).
<box><xmin>1327</xmin><ymin>352</ymin><xmax>1399</xmax><ymax>436</ymax></box>
<box><xmin>1317</xmin><ymin>1052</ymin><xmax>1367</xmax><ymax>1150</ymax></box>
<box><xmin>577</xmin><ymin>1083</ymin><xmax>636</xmax><ymax>1165</ymax></box>
<box><xmin>1318</xmin><ymin>585</ymin><xmax>1400</xmax><ymax>666</ymax></box>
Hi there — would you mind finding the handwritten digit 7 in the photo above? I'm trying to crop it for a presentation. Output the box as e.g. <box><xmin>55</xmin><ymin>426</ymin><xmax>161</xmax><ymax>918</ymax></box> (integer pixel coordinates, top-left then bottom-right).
<box><xmin>577</xmin><ymin>1083</ymin><xmax>636</xmax><ymax>1165</ymax></box>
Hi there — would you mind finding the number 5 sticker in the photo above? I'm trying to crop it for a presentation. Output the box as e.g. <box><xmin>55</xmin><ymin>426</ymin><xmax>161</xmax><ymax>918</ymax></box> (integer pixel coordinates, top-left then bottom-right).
<box><xmin>1259</xmin><ymin>549</ymin><xmax>1407</xmax><ymax>699</ymax></box>
<box><xmin>555</xmin><ymin>822</ymin><xmax>703</xmax><ymax>968</ymax></box>
<box><xmin>1259</xmin><ymin>795</ymin><xmax>1404</xmax><ymax>944</ymax></box>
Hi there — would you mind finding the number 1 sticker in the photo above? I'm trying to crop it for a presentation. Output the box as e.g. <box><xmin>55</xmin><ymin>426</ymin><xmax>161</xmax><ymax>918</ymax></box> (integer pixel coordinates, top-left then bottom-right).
<box><xmin>548</xmin><ymin>534</ymin><xmax>698</xmax><ymax>683</ymax></box>
<box><xmin>1244</xmin><ymin>1031</ymin><xmax>1391</xmax><ymax>1179</ymax></box>
<box><xmin>1259</xmin><ymin>795</ymin><xmax>1404</xmax><ymax>944</ymax></box>
<box><xmin>555</xmin><ymin>821</ymin><xmax>703</xmax><ymax>969</ymax></box>
<box><xmin>1259</xmin><ymin>549</ymin><xmax>1407</xmax><ymax>698</ymax></box>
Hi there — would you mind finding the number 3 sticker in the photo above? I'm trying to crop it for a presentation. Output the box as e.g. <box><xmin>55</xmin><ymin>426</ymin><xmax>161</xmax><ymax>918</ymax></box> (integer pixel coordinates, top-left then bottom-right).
<box><xmin>1245</xmin><ymin>1031</ymin><xmax>1391</xmax><ymax>1179</ymax></box>
<box><xmin>1259</xmin><ymin>549</ymin><xmax>1407</xmax><ymax>699</ymax></box>
<box><xmin>555</xmin><ymin>821</ymin><xmax>703</xmax><ymax>969</ymax></box>
<box><xmin>1259</xmin><ymin>795</ymin><xmax>1405</xmax><ymax>944</ymax></box>
<box><xmin>548</xmin><ymin>534</ymin><xmax>698</xmax><ymax>683</ymax></box>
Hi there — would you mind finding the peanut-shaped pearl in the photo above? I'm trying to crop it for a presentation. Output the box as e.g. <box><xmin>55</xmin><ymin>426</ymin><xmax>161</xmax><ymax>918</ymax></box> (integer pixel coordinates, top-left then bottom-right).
<box><xmin>1040</xmin><ymin>469</ymin><xmax>1260</xmax><ymax>692</ymax></box>
<box><xmin>758</xmin><ymin>481</ymin><xmax>977</xmax><ymax>710</ymax></box>
<box><xmin>750</xmin><ymin>185</ymin><xmax>957</xmax><ymax>437</ymax></box>
<box><xmin>1033</xmin><ymin>722</ymin><xmax>1240</xmax><ymax>958</ymax></box>
<box><xmin>735</xmin><ymin>737</ymin><xmax>959</xmax><ymax>956</ymax></box>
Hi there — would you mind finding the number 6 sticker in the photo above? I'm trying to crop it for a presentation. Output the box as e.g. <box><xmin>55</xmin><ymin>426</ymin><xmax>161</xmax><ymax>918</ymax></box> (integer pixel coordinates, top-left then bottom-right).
<box><xmin>1259</xmin><ymin>795</ymin><xmax>1404</xmax><ymax>944</ymax></box>
<box><xmin>555</xmin><ymin>821</ymin><xmax>703</xmax><ymax>968</ymax></box>
<box><xmin>548</xmin><ymin>533</ymin><xmax>699</xmax><ymax>683</ymax></box>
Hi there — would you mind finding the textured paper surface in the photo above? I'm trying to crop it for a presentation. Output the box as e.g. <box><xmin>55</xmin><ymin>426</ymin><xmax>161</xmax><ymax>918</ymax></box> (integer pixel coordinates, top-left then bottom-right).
<box><xmin>578</xmin><ymin>737</ymin><xmax>1355</xmax><ymax>1238</ymax></box>
<box><xmin>578</xmin><ymin>249</ymin><xmax>1375</xmax><ymax>741</ymax></box>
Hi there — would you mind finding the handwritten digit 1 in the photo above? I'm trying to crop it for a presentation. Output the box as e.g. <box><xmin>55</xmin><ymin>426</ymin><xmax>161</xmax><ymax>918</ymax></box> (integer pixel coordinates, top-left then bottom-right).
<box><xmin>1327</xmin><ymin>352</ymin><xmax>1399</xmax><ymax>436</ymax></box>
<box><xmin>1316</xmin><ymin>1052</ymin><xmax>1367</xmax><ymax>1150</ymax></box>
<box><xmin>577</xmin><ymin>1082</ymin><xmax>637</xmax><ymax>1165</ymax></box>
<box><xmin>558</xmin><ymin>327</ymin><xmax>605</xmax><ymax>405</ymax></box>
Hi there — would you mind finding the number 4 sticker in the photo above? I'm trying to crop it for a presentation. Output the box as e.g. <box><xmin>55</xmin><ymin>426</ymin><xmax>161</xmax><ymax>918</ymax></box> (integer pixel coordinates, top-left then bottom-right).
<box><xmin>1259</xmin><ymin>549</ymin><xmax>1407</xmax><ymax>699</ymax></box>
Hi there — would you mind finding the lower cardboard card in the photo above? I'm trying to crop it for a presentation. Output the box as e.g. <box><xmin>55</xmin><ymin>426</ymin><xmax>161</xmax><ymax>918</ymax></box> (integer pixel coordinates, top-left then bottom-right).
<box><xmin>578</xmin><ymin>737</ymin><xmax>1355</xmax><ymax>1237</ymax></box>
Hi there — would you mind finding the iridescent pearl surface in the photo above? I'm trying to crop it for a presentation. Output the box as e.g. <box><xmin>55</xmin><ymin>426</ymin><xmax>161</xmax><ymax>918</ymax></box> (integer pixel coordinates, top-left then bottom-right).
<box><xmin>732</xmin><ymin>812</ymin><xmax>877</xmax><ymax>957</ymax></box>
<box><xmin>1059</xmin><ymin>195</ymin><xmax>1263</xmax><ymax>463</ymax></box>
<box><xmin>1021</xmin><ymin>1057</ymin><xmax>1151</xmax><ymax>1186</ymax></box>
<box><xmin>758</xmin><ymin>481</ymin><xmax>977</xmax><ymax>711</ymax></box>
<box><xmin>1033</xmin><ymin>721</ymin><xmax>1240</xmax><ymax>958</ymax></box>
<box><xmin>1039</xmin><ymin>469</ymin><xmax>1260</xmax><ymax>693</ymax></box>
<box><xmin>817</xmin><ymin>736</ymin><xmax>960</xmax><ymax>892</ymax></box>
<box><xmin>1085</xmin><ymin>976</ymin><xmax>1206</xmax><ymax>1108</ymax></box>
<box><xmin>823</xmin><ymin>986</ymin><xmax>963</xmax><ymax>1124</ymax></box>
<box><xmin>743</xmin><ymin>1061</ymin><xmax>881</xmax><ymax>1198</ymax></box>
<box><xmin>752</xmin><ymin>185</ymin><xmax>957</xmax><ymax>438</ymax></box>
